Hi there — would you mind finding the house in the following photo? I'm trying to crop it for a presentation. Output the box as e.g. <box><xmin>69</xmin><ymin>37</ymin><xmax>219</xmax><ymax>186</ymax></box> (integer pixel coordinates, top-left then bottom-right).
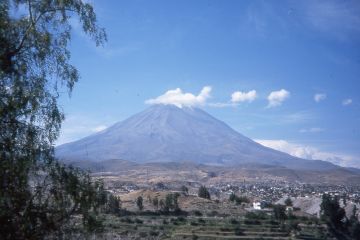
<box><xmin>253</xmin><ymin>201</ymin><xmax>262</xmax><ymax>210</ymax></box>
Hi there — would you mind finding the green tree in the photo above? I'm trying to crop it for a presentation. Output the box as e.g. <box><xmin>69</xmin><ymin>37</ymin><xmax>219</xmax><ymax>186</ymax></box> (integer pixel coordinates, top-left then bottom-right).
<box><xmin>136</xmin><ymin>196</ymin><xmax>144</xmax><ymax>211</ymax></box>
<box><xmin>235</xmin><ymin>196</ymin><xmax>249</xmax><ymax>205</ymax></box>
<box><xmin>198</xmin><ymin>185</ymin><xmax>211</xmax><ymax>200</ymax></box>
<box><xmin>106</xmin><ymin>194</ymin><xmax>121</xmax><ymax>214</ymax></box>
<box><xmin>320</xmin><ymin>194</ymin><xmax>346</xmax><ymax>231</ymax></box>
<box><xmin>159</xmin><ymin>199</ymin><xmax>165</xmax><ymax>210</ymax></box>
<box><xmin>152</xmin><ymin>196</ymin><xmax>159</xmax><ymax>210</ymax></box>
<box><xmin>285</xmin><ymin>197</ymin><xmax>293</xmax><ymax>207</ymax></box>
<box><xmin>181</xmin><ymin>185</ymin><xmax>189</xmax><ymax>195</ymax></box>
<box><xmin>348</xmin><ymin>205</ymin><xmax>360</xmax><ymax>240</ymax></box>
<box><xmin>162</xmin><ymin>193</ymin><xmax>181</xmax><ymax>213</ymax></box>
<box><xmin>229</xmin><ymin>192</ymin><xmax>236</xmax><ymax>202</ymax></box>
<box><xmin>273</xmin><ymin>204</ymin><xmax>287</xmax><ymax>221</ymax></box>
<box><xmin>164</xmin><ymin>194</ymin><xmax>172</xmax><ymax>212</ymax></box>
<box><xmin>0</xmin><ymin>0</ymin><xmax>106</xmax><ymax>239</ymax></box>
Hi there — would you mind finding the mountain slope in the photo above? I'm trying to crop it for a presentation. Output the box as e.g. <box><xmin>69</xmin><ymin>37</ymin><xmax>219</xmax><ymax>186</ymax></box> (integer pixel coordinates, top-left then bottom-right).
<box><xmin>56</xmin><ymin>105</ymin><xmax>337</xmax><ymax>171</ymax></box>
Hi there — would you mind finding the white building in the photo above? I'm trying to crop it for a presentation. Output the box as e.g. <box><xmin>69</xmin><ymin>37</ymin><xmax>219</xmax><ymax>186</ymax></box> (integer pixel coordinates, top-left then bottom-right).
<box><xmin>253</xmin><ymin>202</ymin><xmax>262</xmax><ymax>210</ymax></box>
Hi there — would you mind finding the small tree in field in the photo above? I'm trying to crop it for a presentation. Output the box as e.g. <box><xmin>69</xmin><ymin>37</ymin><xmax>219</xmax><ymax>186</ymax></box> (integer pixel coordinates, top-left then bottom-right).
<box><xmin>273</xmin><ymin>204</ymin><xmax>287</xmax><ymax>221</ymax></box>
<box><xmin>152</xmin><ymin>196</ymin><xmax>159</xmax><ymax>210</ymax></box>
<box><xmin>285</xmin><ymin>197</ymin><xmax>293</xmax><ymax>206</ymax></box>
<box><xmin>136</xmin><ymin>196</ymin><xmax>144</xmax><ymax>211</ymax></box>
<box><xmin>320</xmin><ymin>194</ymin><xmax>346</xmax><ymax>231</ymax></box>
<box><xmin>106</xmin><ymin>194</ymin><xmax>121</xmax><ymax>214</ymax></box>
<box><xmin>229</xmin><ymin>192</ymin><xmax>236</xmax><ymax>202</ymax></box>
<box><xmin>181</xmin><ymin>185</ymin><xmax>189</xmax><ymax>195</ymax></box>
<box><xmin>198</xmin><ymin>186</ymin><xmax>211</xmax><ymax>200</ymax></box>
<box><xmin>320</xmin><ymin>194</ymin><xmax>360</xmax><ymax>239</ymax></box>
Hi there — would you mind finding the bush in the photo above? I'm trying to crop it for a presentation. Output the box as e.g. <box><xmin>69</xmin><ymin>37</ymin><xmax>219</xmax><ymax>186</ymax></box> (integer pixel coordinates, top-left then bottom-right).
<box><xmin>177</xmin><ymin>216</ymin><xmax>186</xmax><ymax>222</ymax></box>
<box><xmin>220</xmin><ymin>227</ymin><xmax>231</xmax><ymax>231</ymax></box>
<box><xmin>139</xmin><ymin>232</ymin><xmax>147</xmax><ymax>238</ymax></box>
<box><xmin>230</xmin><ymin>218</ymin><xmax>239</xmax><ymax>224</ymax></box>
<box><xmin>244</xmin><ymin>219</ymin><xmax>261</xmax><ymax>225</ymax></box>
<box><xmin>234</xmin><ymin>227</ymin><xmax>244</xmax><ymax>236</ymax></box>
<box><xmin>206</xmin><ymin>210</ymin><xmax>219</xmax><ymax>217</ymax></box>
<box><xmin>190</xmin><ymin>221</ymin><xmax>199</xmax><ymax>226</ymax></box>
<box><xmin>193</xmin><ymin>210</ymin><xmax>203</xmax><ymax>216</ymax></box>
<box><xmin>198</xmin><ymin>218</ymin><xmax>206</xmax><ymax>224</ymax></box>
<box><xmin>285</xmin><ymin>197</ymin><xmax>293</xmax><ymax>206</ymax></box>
<box><xmin>123</xmin><ymin>217</ymin><xmax>134</xmax><ymax>224</ymax></box>
<box><xmin>245</xmin><ymin>211</ymin><xmax>267</xmax><ymax>220</ymax></box>
<box><xmin>150</xmin><ymin>230</ymin><xmax>159</xmax><ymax>236</ymax></box>
<box><xmin>229</xmin><ymin>193</ymin><xmax>249</xmax><ymax>205</ymax></box>
<box><xmin>134</xmin><ymin>218</ymin><xmax>143</xmax><ymax>224</ymax></box>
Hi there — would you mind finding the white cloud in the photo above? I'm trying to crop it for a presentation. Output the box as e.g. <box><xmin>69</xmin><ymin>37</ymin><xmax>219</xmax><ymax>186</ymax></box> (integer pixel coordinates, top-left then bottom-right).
<box><xmin>145</xmin><ymin>86</ymin><xmax>211</xmax><ymax>108</ymax></box>
<box><xmin>314</xmin><ymin>93</ymin><xmax>326</xmax><ymax>102</ymax></box>
<box><xmin>267</xmin><ymin>89</ymin><xmax>290</xmax><ymax>107</ymax></box>
<box><xmin>301</xmin><ymin>1</ymin><xmax>360</xmax><ymax>39</ymax></box>
<box><xmin>231</xmin><ymin>90</ymin><xmax>257</xmax><ymax>103</ymax></box>
<box><xmin>92</xmin><ymin>125</ymin><xmax>107</xmax><ymax>132</ymax></box>
<box><xmin>207</xmin><ymin>102</ymin><xmax>234</xmax><ymax>108</ymax></box>
<box><xmin>299</xmin><ymin>127</ymin><xmax>324</xmax><ymax>133</ymax></box>
<box><xmin>56</xmin><ymin>115</ymin><xmax>115</xmax><ymax>145</ymax></box>
<box><xmin>283</xmin><ymin>111</ymin><xmax>314</xmax><ymax>123</ymax></box>
<box><xmin>342</xmin><ymin>98</ymin><xmax>352</xmax><ymax>106</ymax></box>
<box><xmin>254</xmin><ymin>139</ymin><xmax>359</xmax><ymax>168</ymax></box>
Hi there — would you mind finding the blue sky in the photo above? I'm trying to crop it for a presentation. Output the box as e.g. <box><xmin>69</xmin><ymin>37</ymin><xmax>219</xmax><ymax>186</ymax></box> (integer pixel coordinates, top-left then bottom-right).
<box><xmin>57</xmin><ymin>0</ymin><xmax>360</xmax><ymax>167</ymax></box>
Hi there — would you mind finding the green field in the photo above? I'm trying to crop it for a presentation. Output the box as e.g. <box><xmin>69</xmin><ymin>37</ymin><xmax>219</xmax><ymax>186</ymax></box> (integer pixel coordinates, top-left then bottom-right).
<box><xmin>84</xmin><ymin>211</ymin><xmax>335</xmax><ymax>240</ymax></box>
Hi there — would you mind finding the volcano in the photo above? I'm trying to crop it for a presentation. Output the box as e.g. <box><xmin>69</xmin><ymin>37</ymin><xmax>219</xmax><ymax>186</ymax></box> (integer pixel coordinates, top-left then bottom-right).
<box><xmin>56</xmin><ymin>105</ymin><xmax>337</xmax><ymax>171</ymax></box>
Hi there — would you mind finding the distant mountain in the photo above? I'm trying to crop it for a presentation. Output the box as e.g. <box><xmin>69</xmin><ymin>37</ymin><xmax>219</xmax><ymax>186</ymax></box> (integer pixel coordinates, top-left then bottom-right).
<box><xmin>56</xmin><ymin>105</ymin><xmax>338</xmax><ymax>171</ymax></box>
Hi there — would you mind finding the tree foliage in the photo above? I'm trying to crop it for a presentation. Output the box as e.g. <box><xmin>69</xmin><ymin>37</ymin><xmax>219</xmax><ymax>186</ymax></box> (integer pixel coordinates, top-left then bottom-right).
<box><xmin>229</xmin><ymin>193</ymin><xmax>249</xmax><ymax>205</ymax></box>
<box><xmin>198</xmin><ymin>185</ymin><xmax>210</xmax><ymax>200</ymax></box>
<box><xmin>0</xmin><ymin>0</ymin><xmax>106</xmax><ymax>239</ymax></box>
<box><xmin>105</xmin><ymin>194</ymin><xmax>121</xmax><ymax>215</ymax></box>
<box><xmin>136</xmin><ymin>196</ymin><xmax>143</xmax><ymax>211</ymax></box>
<box><xmin>152</xmin><ymin>196</ymin><xmax>159</xmax><ymax>210</ymax></box>
<box><xmin>285</xmin><ymin>197</ymin><xmax>293</xmax><ymax>207</ymax></box>
<box><xmin>320</xmin><ymin>194</ymin><xmax>346</xmax><ymax>230</ymax></box>
<box><xmin>348</xmin><ymin>206</ymin><xmax>360</xmax><ymax>240</ymax></box>
<box><xmin>181</xmin><ymin>185</ymin><xmax>189</xmax><ymax>195</ymax></box>
<box><xmin>319</xmin><ymin>194</ymin><xmax>360</xmax><ymax>239</ymax></box>
<box><xmin>273</xmin><ymin>204</ymin><xmax>287</xmax><ymax>221</ymax></box>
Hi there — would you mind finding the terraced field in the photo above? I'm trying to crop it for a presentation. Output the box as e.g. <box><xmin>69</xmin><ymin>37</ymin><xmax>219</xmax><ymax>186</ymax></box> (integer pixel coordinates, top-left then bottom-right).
<box><xmin>95</xmin><ymin>213</ymin><xmax>334</xmax><ymax>240</ymax></box>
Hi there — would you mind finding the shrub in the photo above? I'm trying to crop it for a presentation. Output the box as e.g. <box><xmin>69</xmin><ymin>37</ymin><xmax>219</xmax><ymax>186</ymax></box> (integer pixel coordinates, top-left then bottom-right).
<box><xmin>193</xmin><ymin>210</ymin><xmax>203</xmax><ymax>216</ymax></box>
<box><xmin>230</xmin><ymin>218</ymin><xmax>239</xmax><ymax>224</ymax></box>
<box><xmin>234</xmin><ymin>227</ymin><xmax>244</xmax><ymax>236</ymax></box>
<box><xmin>198</xmin><ymin>218</ymin><xmax>206</xmax><ymax>224</ymax></box>
<box><xmin>134</xmin><ymin>218</ymin><xmax>143</xmax><ymax>224</ymax></box>
<box><xmin>206</xmin><ymin>210</ymin><xmax>219</xmax><ymax>217</ymax></box>
<box><xmin>229</xmin><ymin>193</ymin><xmax>250</xmax><ymax>205</ymax></box>
<box><xmin>285</xmin><ymin>197</ymin><xmax>293</xmax><ymax>206</ymax></box>
<box><xmin>139</xmin><ymin>232</ymin><xmax>147</xmax><ymax>238</ymax></box>
<box><xmin>190</xmin><ymin>221</ymin><xmax>199</xmax><ymax>226</ymax></box>
<box><xmin>150</xmin><ymin>230</ymin><xmax>159</xmax><ymax>236</ymax></box>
